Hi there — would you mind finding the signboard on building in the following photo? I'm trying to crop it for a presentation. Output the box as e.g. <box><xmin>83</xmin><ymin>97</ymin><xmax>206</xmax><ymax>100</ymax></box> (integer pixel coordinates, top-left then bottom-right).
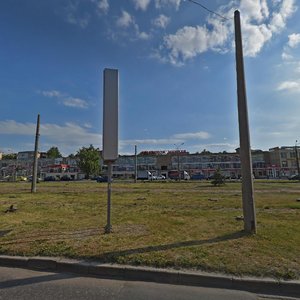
<box><xmin>102</xmin><ymin>68</ymin><xmax>119</xmax><ymax>162</ymax></box>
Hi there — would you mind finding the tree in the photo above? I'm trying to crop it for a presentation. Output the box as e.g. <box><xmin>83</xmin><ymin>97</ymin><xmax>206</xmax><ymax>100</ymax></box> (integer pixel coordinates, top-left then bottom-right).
<box><xmin>77</xmin><ymin>145</ymin><xmax>100</xmax><ymax>178</ymax></box>
<box><xmin>3</xmin><ymin>153</ymin><xmax>17</xmax><ymax>160</ymax></box>
<box><xmin>46</xmin><ymin>147</ymin><xmax>62</xmax><ymax>158</ymax></box>
<box><xmin>201</xmin><ymin>149</ymin><xmax>211</xmax><ymax>155</ymax></box>
<box><xmin>211</xmin><ymin>169</ymin><xmax>226</xmax><ymax>186</ymax></box>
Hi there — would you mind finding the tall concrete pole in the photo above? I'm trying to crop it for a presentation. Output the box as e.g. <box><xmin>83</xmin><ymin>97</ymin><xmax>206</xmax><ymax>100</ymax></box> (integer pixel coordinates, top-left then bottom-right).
<box><xmin>234</xmin><ymin>10</ymin><xmax>257</xmax><ymax>234</ymax></box>
<box><xmin>31</xmin><ymin>114</ymin><xmax>40</xmax><ymax>193</ymax></box>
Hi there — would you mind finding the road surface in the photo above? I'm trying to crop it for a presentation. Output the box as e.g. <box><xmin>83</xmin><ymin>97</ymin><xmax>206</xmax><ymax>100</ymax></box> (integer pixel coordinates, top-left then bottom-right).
<box><xmin>0</xmin><ymin>266</ymin><xmax>265</xmax><ymax>300</ymax></box>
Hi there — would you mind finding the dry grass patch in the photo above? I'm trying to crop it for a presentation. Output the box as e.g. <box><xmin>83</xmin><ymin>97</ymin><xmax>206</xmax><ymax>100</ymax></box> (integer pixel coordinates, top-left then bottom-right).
<box><xmin>0</xmin><ymin>180</ymin><xmax>299</xmax><ymax>279</ymax></box>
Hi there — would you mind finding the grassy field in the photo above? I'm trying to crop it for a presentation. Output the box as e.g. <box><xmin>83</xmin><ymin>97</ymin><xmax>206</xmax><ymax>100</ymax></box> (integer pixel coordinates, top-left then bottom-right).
<box><xmin>0</xmin><ymin>180</ymin><xmax>299</xmax><ymax>280</ymax></box>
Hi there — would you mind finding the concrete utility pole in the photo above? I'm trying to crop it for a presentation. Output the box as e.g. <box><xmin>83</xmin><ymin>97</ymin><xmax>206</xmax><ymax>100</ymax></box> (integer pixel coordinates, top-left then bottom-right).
<box><xmin>134</xmin><ymin>145</ymin><xmax>137</xmax><ymax>183</ymax></box>
<box><xmin>31</xmin><ymin>114</ymin><xmax>40</xmax><ymax>193</ymax></box>
<box><xmin>234</xmin><ymin>10</ymin><xmax>257</xmax><ymax>234</ymax></box>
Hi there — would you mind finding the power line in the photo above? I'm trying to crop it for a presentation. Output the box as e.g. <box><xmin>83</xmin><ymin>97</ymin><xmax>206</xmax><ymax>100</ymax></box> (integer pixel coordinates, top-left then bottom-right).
<box><xmin>185</xmin><ymin>0</ymin><xmax>230</xmax><ymax>21</ymax></box>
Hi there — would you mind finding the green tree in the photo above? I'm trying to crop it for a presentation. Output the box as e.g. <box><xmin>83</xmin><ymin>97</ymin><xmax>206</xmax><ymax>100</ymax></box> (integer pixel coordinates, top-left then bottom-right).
<box><xmin>46</xmin><ymin>147</ymin><xmax>62</xmax><ymax>158</ymax></box>
<box><xmin>211</xmin><ymin>169</ymin><xmax>226</xmax><ymax>186</ymax></box>
<box><xmin>3</xmin><ymin>153</ymin><xmax>17</xmax><ymax>159</ymax></box>
<box><xmin>77</xmin><ymin>145</ymin><xmax>100</xmax><ymax>178</ymax></box>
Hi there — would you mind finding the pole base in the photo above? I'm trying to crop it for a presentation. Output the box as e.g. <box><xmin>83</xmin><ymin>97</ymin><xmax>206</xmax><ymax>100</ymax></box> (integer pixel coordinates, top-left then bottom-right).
<box><xmin>104</xmin><ymin>224</ymin><xmax>112</xmax><ymax>234</ymax></box>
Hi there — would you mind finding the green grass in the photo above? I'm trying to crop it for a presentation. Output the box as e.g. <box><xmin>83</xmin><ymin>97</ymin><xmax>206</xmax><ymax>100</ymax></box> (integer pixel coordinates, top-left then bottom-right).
<box><xmin>0</xmin><ymin>180</ymin><xmax>300</xmax><ymax>280</ymax></box>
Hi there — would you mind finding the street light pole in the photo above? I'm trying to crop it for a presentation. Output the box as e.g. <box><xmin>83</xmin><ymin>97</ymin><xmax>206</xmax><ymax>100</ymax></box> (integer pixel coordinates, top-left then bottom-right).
<box><xmin>174</xmin><ymin>143</ymin><xmax>184</xmax><ymax>181</ymax></box>
<box><xmin>134</xmin><ymin>145</ymin><xmax>137</xmax><ymax>183</ymax></box>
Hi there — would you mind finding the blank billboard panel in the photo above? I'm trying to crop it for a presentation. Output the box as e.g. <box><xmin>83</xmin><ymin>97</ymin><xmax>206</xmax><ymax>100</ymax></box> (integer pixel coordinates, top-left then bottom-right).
<box><xmin>102</xmin><ymin>68</ymin><xmax>118</xmax><ymax>162</ymax></box>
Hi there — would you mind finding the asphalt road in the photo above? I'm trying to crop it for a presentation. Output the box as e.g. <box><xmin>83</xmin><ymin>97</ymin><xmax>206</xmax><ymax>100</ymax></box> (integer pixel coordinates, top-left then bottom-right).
<box><xmin>0</xmin><ymin>266</ymin><xmax>264</xmax><ymax>300</ymax></box>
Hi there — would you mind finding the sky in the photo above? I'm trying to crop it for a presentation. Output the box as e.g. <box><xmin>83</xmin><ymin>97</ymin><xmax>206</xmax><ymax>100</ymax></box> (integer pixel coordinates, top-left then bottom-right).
<box><xmin>0</xmin><ymin>0</ymin><xmax>300</xmax><ymax>156</ymax></box>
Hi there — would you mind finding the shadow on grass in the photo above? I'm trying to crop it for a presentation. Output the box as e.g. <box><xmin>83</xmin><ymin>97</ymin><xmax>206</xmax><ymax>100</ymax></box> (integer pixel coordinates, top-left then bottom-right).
<box><xmin>99</xmin><ymin>230</ymin><xmax>248</xmax><ymax>261</ymax></box>
<box><xmin>0</xmin><ymin>230</ymin><xmax>12</xmax><ymax>237</ymax></box>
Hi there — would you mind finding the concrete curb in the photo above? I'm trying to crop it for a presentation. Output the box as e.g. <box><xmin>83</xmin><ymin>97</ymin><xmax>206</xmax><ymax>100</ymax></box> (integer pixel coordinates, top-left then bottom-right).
<box><xmin>0</xmin><ymin>255</ymin><xmax>299</xmax><ymax>298</ymax></box>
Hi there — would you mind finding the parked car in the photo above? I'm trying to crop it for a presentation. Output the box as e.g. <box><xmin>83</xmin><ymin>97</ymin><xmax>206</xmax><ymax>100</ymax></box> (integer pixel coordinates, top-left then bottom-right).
<box><xmin>191</xmin><ymin>173</ymin><xmax>206</xmax><ymax>180</ymax></box>
<box><xmin>27</xmin><ymin>175</ymin><xmax>41</xmax><ymax>183</ymax></box>
<box><xmin>60</xmin><ymin>175</ymin><xmax>72</xmax><ymax>181</ymax></box>
<box><xmin>288</xmin><ymin>174</ymin><xmax>300</xmax><ymax>180</ymax></box>
<box><xmin>44</xmin><ymin>176</ymin><xmax>56</xmax><ymax>181</ymax></box>
<box><xmin>152</xmin><ymin>175</ymin><xmax>166</xmax><ymax>180</ymax></box>
<box><xmin>16</xmin><ymin>176</ymin><xmax>27</xmax><ymax>181</ymax></box>
<box><xmin>96</xmin><ymin>176</ymin><xmax>109</xmax><ymax>183</ymax></box>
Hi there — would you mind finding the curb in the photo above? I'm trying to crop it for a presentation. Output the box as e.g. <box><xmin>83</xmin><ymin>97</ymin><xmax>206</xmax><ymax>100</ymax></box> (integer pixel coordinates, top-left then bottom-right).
<box><xmin>0</xmin><ymin>255</ymin><xmax>299</xmax><ymax>298</ymax></box>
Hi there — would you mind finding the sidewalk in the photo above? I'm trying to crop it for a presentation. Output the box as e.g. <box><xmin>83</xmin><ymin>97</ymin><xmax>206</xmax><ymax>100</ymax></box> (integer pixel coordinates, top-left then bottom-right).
<box><xmin>0</xmin><ymin>255</ymin><xmax>299</xmax><ymax>299</ymax></box>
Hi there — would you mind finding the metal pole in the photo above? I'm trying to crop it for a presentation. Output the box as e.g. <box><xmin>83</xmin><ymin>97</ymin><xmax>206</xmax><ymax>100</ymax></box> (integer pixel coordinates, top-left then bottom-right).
<box><xmin>134</xmin><ymin>145</ymin><xmax>137</xmax><ymax>183</ymax></box>
<box><xmin>31</xmin><ymin>114</ymin><xmax>40</xmax><ymax>193</ymax></box>
<box><xmin>105</xmin><ymin>162</ymin><xmax>113</xmax><ymax>233</ymax></box>
<box><xmin>177</xmin><ymin>152</ymin><xmax>180</xmax><ymax>181</ymax></box>
<box><xmin>234</xmin><ymin>10</ymin><xmax>257</xmax><ymax>234</ymax></box>
<box><xmin>295</xmin><ymin>140</ymin><xmax>300</xmax><ymax>178</ymax></box>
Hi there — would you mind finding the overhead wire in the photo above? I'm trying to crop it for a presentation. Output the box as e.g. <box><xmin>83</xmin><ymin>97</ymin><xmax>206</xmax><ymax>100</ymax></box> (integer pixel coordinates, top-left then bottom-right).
<box><xmin>185</xmin><ymin>0</ymin><xmax>230</xmax><ymax>21</ymax></box>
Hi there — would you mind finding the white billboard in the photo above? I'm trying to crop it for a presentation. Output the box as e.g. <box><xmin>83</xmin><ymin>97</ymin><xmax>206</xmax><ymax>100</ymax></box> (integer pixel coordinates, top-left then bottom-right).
<box><xmin>102</xmin><ymin>68</ymin><xmax>118</xmax><ymax>162</ymax></box>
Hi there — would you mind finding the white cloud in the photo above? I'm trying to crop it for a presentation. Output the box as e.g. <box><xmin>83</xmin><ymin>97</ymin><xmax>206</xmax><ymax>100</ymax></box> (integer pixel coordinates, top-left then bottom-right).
<box><xmin>155</xmin><ymin>0</ymin><xmax>181</xmax><ymax>10</ymax></box>
<box><xmin>115</xmin><ymin>10</ymin><xmax>150</xmax><ymax>40</ymax></box>
<box><xmin>281</xmin><ymin>51</ymin><xmax>293</xmax><ymax>60</ymax></box>
<box><xmin>277</xmin><ymin>80</ymin><xmax>300</xmax><ymax>92</ymax></box>
<box><xmin>281</xmin><ymin>32</ymin><xmax>300</xmax><ymax>60</ymax></box>
<box><xmin>116</xmin><ymin>10</ymin><xmax>134</xmax><ymax>28</ymax></box>
<box><xmin>158</xmin><ymin>0</ymin><xmax>297</xmax><ymax>65</ymax></box>
<box><xmin>0</xmin><ymin>120</ymin><xmax>36</xmax><ymax>135</ymax></box>
<box><xmin>172</xmin><ymin>131</ymin><xmax>211</xmax><ymax>140</ymax></box>
<box><xmin>40</xmin><ymin>90</ymin><xmax>62</xmax><ymax>98</ymax></box>
<box><xmin>0</xmin><ymin>120</ymin><xmax>101</xmax><ymax>154</ymax></box>
<box><xmin>132</xmin><ymin>0</ymin><xmax>151</xmax><ymax>11</ymax></box>
<box><xmin>63</xmin><ymin>97</ymin><xmax>89</xmax><ymax>109</ymax></box>
<box><xmin>92</xmin><ymin>0</ymin><xmax>109</xmax><ymax>14</ymax></box>
<box><xmin>120</xmin><ymin>131</ymin><xmax>211</xmax><ymax>149</ymax></box>
<box><xmin>288</xmin><ymin>33</ymin><xmax>300</xmax><ymax>48</ymax></box>
<box><xmin>241</xmin><ymin>23</ymin><xmax>272</xmax><ymax>57</ymax></box>
<box><xmin>40</xmin><ymin>90</ymin><xmax>89</xmax><ymax>109</ymax></box>
<box><xmin>152</xmin><ymin>14</ymin><xmax>170</xmax><ymax>29</ymax></box>
<box><xmin>64</xmin><ymin>2</ymin><xmax>90</xmax><ymax>29</ymax></box>
<box><xmin>161</xmin><ymin>23</ymin><xmax>228</xmax><ymax>65</ymax></box>
<box><xmin>138</xmin><ymin>31</ymin><xmax>151</xmax><ymax>40</ymax></box>
<box><xmin>121</xmin><ymin>138</ymin><xmax>182</xmax><ymax>146</ymax></box>
<box><xmin>240</xmin><ymin>0</ymin><xmax>269</xmax><ymax>22</ymax></box>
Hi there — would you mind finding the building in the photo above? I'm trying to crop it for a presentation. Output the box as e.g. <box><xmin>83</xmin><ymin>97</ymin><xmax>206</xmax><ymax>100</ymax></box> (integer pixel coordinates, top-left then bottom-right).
<box><xmin>1</xmin><ymin>146</ymin><xmax>299</xmax><ymax>181</ymax></box>
<box><xmin>268</xmin><ymin>146</ymin><xmax>300</xmax><ymax>177</ymax></box>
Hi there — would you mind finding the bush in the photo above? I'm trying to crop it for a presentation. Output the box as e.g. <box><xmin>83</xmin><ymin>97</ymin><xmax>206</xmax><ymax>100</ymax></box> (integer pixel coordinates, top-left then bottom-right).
<box><xmin>211</xmin><ymin>169</ymin><xmax>225</xmax><ymax>186</ymax></box>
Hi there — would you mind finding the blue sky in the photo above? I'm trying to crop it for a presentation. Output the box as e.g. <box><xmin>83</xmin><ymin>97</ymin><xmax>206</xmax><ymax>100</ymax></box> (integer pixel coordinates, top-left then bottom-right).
<box><xmin>0</xmin><ymin>0</ymin><xmax>300</xmax><ymax>156</ymax></box>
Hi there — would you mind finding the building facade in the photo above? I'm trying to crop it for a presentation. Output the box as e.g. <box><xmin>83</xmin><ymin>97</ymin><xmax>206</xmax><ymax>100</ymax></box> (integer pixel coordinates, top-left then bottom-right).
<box><xmin>0</xmin><ymin>146</ymin><xmax>299</xmax><ymax>181</ymax></box>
